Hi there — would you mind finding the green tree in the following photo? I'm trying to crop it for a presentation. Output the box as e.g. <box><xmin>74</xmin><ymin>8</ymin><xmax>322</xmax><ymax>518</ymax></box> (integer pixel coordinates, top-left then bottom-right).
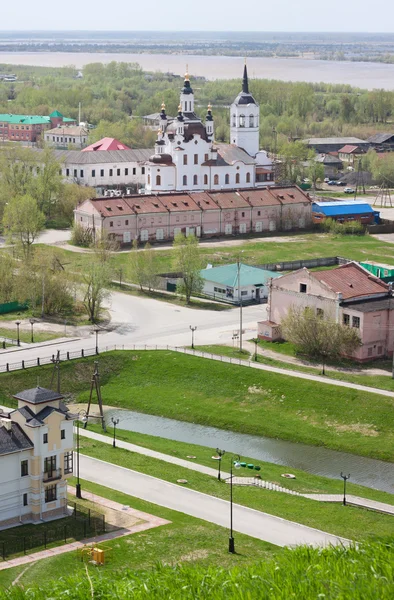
<box><xmin>31</xmin><ymin>148</ymin><xmax>63</xmax><ymax>218</ymax></box>
<box><xmin>173</xmin><ymin>234</ymin><xmax>202</xmax><ymax>304</ymax></box>
<box><xmin>3</xmin><ymin>195</ymin><xmax>45</xmax><ymax>258</ymax></box>
<box><xmin>281</xmin><ymin>306</ymin><xmax>361</xmax><ymax>371</ymax></box>
<box><xmin>308</xmin><ymin>153</ymin><xmax>325</xmax><ymax>189</ymax></box>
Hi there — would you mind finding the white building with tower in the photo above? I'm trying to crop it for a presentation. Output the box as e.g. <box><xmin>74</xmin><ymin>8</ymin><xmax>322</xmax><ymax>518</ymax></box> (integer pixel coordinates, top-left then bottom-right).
<box><xmin>144</xmin><ymin>65</ymin><xmax>274</xmax><ymax>194</ymax></box>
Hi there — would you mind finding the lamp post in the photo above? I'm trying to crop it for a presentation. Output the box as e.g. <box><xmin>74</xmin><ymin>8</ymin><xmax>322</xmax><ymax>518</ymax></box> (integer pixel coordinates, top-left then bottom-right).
<box><xmin>29</xmin><ymin>318</ymin><xmax>35</xmax><ymax>343</ymax></box>
<box><xmin>213</xmin><ymin>448</ymin><xmax>226</xmax><ymax>481</ymax></box>
<box><xmin>15</xmin><ymin>320</ymin><xmax>21</xmax><ymax>346</ymax></box>
<box><xmin>229</xmin><ymin>454</ymin><xmax>241</xmax><ymax>554</ymax></box>
<box><xmin>237</xmin><ymin>253</ymin><xmax>244</xmax><ymax>353</ymax></box>
<box><xmin>94</xmin><ymin>327</ymin><xmax>100</xmax><ymax>355</ymax></box>
<box><xmin>340</xmin><ymin>472</ymin><xmax>350</xmax><ymax>506</ymax></box>
<box><xmin>190</xmin><ymin>325</ymin><xmax>197</xmax><ymax>349</ymax></box>
<box><xmin>75</xmin><ymin>410</ymin><xmax>87</xmax><ymax>499</ymax></box>
<box><xmin>111</xmin><ymin>417</ymin><xmax>120</xmax><ymax>448</ymax></box>
<box><xmin>254</xmin><ymin>338</ymin><xmax>258</xmax><ymax>361</ymax></box>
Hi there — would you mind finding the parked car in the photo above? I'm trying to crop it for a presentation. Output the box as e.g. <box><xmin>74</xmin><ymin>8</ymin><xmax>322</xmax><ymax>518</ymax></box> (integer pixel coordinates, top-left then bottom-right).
<box><xmin>328</xmin><ymin>180</ymin><xmax>337</xmax><ymax>185</ymax></box>
<box><xmin>336</xmin><ymin>181</ymin><xmax>345</xmax><ymax>186</ymax></box>
<box><xmin>344</xmin><ymin>187</ymin><xmax>355</xmax><ymax>194</ymax></box>
<box><xmin>324</xmin><ymin>178</ymin><xmax>330</xmax><ymax>183</ymax></box>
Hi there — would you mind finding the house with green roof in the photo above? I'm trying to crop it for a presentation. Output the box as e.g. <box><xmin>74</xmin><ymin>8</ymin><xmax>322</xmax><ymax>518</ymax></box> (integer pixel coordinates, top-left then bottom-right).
<box><xmin>0</xmin><ymin>110</ymin><xmax>76</xmax><ymax>143</ymax></box>
<box><xmin>200</xmin><ymin>263</ymin><xmax>281</xmax><ymax>304</ymax></box>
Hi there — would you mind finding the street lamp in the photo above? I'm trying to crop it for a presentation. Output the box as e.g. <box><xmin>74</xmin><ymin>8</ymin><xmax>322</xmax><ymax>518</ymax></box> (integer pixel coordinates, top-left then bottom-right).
<box><xmin>340</xmin><ymin>472</ymin><xmax>350</xmax><ymax>506</ymax></box>
<box><xmin>94</xmin><ymin>328</ymin><xmax>100</xmax><ymax>355</ymax></box>
<box><xmin>212</xmin><ymin>448</ymin><xmax>226</xmax><ymax>481</ymax></box>
<box><xmin>111</xmin><ymin>417</ymin><xmax>120</xmax><ymax>448</ymax></box>
<box><xmin>229</xmin><ymin>454</ymin><xmax>241</xmax><ymax>554</ymax></box>
<box><xmin>237</xmin><ymin>253</ymin><xmax>244</xmax><ymax>353</ymax></box>
<box><xmin>29</xmin><ymin>318</ymin><xmax>35</xmax><ymax>343</ymax></box>
<box><xmin>190</xmin><ymin>325</ymin><xmax>197</xmax><ymax>349</ymax></box>
<box><xmin>15</xmin><ymin>321</ymin><xmax>21</xmax><ymax>346</ymax></box>
<box><xmin>75</xmin><ymin>409</ymin><xmax>88</xmax><ymax>499</ymax></box>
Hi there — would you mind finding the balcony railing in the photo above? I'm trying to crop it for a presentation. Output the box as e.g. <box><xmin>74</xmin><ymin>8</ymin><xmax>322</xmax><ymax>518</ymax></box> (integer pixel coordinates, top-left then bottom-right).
<box><xmin>43</xmin><ymin>468</ymin><xmax>62</xmax><ymax>482</ymax></box>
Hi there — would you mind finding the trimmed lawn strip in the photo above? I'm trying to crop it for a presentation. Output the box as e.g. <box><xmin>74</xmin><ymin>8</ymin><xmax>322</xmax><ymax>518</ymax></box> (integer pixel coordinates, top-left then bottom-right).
<box><xmin>86</xmin><ymin>422</ymin><xmax>394</xmax><ymax>504</ymax></box>
<box><xmin>0</xmin><ymin>479</ymin><xmax>276</xmax><ymax>590</ymax></box>
<box><xmin>1</xmin><ymin>350</ymin><xmax>394</xmax><ymax>461</ymax></box>
<box><xmin>109</xmin><ymin>282</ymin><xmax>230</xmax><ymax>311</ymax></box>
<box><xmin>0</xmin><ymin>327</ymin><xmax>60</xmax><ymax>344</ymax></box>
<box><xmin>197</xmin><ymin>343</ymin><xmax>394</xmax><ymax>393</ymax></box>
<box><xmin>79</xmin><ymin>438</ymin><xmax>394</xmax><ymax>541</ymax></box>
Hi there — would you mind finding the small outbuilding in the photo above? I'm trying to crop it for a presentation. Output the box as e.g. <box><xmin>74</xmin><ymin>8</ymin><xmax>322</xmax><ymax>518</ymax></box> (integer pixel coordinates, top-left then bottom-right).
<box><xmin>200</xmin><ymin>263</ymin><xmax>281</xmax><ymax>304</ymax></box>
<box><xmin>312</xmin><ymin>201</ymin><xmax>380</xmax><ymax>225</ymax></box>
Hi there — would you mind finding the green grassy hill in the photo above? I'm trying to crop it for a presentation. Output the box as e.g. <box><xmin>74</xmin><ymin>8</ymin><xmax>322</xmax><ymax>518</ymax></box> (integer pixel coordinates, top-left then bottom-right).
<box><xmin>1</xmin><ymin>540</ymin><xmax>393</xmax><ymax>599</ymax></box>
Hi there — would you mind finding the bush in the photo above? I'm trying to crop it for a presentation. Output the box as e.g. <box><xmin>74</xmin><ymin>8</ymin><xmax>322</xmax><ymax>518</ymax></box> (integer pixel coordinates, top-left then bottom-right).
<box><xmin>45</xmin><ymin>218</ymin><xmax>72</xmax><ymax>229</ymax></box>
<box><xmin>319</xmin><ymin>217</ymin><xmax>366</xmax><ymax>235</ymax></box>
<box><xmin>71</xmin><ymin>222</ymin><xmax>94</xmax><ymax>247</ymax></box>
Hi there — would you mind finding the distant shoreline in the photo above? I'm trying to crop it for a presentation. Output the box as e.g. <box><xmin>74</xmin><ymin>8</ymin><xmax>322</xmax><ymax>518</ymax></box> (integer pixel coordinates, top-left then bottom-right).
<box><xmin>2</xmin><ymin>51</ymin><xmax>394</xmax><ymax>90</ymax></box>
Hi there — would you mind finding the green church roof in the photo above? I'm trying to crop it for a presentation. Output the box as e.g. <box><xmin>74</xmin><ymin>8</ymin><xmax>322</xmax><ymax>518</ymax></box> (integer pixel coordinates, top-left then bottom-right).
<box><xmin>49</xmin><ymin>110</ymin><xmax>64</xmax><ymax>118</ymax></box>
<box><xmin>0</xmin><ymin>114</ymin><xmax>51</xmax><ymax>125</ymax></box>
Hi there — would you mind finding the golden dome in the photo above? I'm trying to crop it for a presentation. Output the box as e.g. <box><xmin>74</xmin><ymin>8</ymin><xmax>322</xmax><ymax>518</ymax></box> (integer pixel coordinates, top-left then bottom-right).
<box><xmin>207</xmin><ymin>103</ymin><xmax>212</xmax><ymax>111</ymax></box>
<box><xmin>184</xmin><ymin>64</ymin><xmax>190</xmax><ymax>80</ymax></box>
<box><xmin>161</xmin><ymin>101</ymin><xmax>166</xmax><ymax>110</ymax></box>
<box><xmin>178</xmin><ymin>103</ymin><xmax>182</xmax><ymax>112</ymax></box>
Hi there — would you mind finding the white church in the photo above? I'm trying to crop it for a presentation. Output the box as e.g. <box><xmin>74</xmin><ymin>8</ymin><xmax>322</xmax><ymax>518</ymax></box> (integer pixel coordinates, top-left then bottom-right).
<box><xmin>144</xmin><ymin>64</ymin><xmax>274</xmax><ymax>194</ymax></box>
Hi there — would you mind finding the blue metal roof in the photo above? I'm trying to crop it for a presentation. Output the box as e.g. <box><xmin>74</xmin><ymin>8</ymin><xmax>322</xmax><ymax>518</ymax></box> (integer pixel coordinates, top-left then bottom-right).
<box><xmin>312</xmin><ymin>201</ymin><xmax>375</xmax><ymax>216</ymax></box>
<box><xmin>200</xmin><ymin>263</ymin><xmax>281</xmax><ymax>288</ymax></box>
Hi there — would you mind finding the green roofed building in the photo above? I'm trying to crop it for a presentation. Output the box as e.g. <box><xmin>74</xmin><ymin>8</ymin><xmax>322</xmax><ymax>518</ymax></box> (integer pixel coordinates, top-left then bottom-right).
<box><xmin>0</xmin><ymin>110</ymin><xmax>76</xmax><ymax>143</ymax></box>
<box><xmin>200</xmin><ymin>263</ymin><xmax>281</xmax><ymax>304</ymax></box>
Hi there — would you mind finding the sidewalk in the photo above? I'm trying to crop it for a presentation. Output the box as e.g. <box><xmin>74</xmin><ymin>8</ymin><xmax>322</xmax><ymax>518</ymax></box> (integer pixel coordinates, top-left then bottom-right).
<box><xmin>0</xmin><ymin>487</ymin><xmax>170</xmax><ymax>572</ymax></box>
<box><xmin>80</xmin><ymin>428</ymin><xmax>230</xmax><ymax>478</ymax></box>
<box><xmin>79</xmin><ymin>429</ymin><xmax>394</xmax><ymax>516</ymax></box>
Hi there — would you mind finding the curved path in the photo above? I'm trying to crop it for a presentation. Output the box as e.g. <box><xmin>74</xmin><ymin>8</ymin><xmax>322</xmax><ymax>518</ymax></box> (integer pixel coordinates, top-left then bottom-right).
<box><xmin>81</xmin><ymin>455</ymin><xmax>348</xmax><ymax>548</ymax></box>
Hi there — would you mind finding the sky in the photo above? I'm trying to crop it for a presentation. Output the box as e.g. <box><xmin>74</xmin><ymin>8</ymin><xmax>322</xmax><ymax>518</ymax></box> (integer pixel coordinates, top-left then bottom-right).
<box><xmin>1</xmin><ymin>0</ymin><xmax>394</xmax><ymax>33</ymax></box>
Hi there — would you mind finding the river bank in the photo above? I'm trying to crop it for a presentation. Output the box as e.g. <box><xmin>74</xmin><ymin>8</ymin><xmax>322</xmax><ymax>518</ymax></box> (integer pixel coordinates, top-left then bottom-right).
<box><xmin>3</xmin><ymin>51</ymin><xmax>394</xmax><ymax>89</ymax></box>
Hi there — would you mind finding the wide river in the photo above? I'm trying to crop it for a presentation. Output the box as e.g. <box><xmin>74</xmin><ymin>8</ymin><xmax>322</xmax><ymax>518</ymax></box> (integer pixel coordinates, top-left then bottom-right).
<box><xmin>2</xmin><ymin>51</ymin><xmax>394</xmax><ymax>90</ymax></box>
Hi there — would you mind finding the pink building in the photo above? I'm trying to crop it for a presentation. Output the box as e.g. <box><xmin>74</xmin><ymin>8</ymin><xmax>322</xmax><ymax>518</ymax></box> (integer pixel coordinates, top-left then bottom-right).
<box><xmin>75</xmin><ymin>186</ymin><xmax>312</xmax><ymax>245</ymax></box>
<box><xmin>259</xmin><ymin>262</ymin><xmax>393</xmax><ymax>362</ymax></box>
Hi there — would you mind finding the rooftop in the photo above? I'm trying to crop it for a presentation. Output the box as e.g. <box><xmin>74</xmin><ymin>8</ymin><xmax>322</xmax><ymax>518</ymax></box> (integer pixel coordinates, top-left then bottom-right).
<box><xmin>338</xmin><ymin>145</ymin><xmax>360</xmax><ymax>154</ymax></box>
<box><xmin>303</xmin><ymin>137</ymin><xmax>368</xmax><ymax>145</ymax></box>
<box><xmin>200</xmin><ymin>263</ymin><xmax>281</xmax><ymax>288</ymax></box>
<box><xmin>0</xmin><ymin>421</ymin><xmax>33</xmax><ymax>456</ymax></box>
<box><xmin>313</xmin><ymin>262</ymin><xmax>389</xmax><ymax>301</ymax></box>
<box><xmin>45</xmin><ymin>125</ymin><xmax>88</xmax><ymax>136</ymax></box>
<box><xmin>13</xmin><ymin>386</ymin><xmax>63</xmax><ymax>405</ymax></box>
<box><xmin>312</xmin><ymin>201</ymin><xmax>376</xmax><ymax>216</ymax></box>
<box><xmin>82</xmin><ymin>137</ymin><xmax>131</xmax><ymax>152</ymax></box>
<box><xmin>367</xmin><ymin>133</ymin><xmax>394</xmax><ymax>144</ymax></box>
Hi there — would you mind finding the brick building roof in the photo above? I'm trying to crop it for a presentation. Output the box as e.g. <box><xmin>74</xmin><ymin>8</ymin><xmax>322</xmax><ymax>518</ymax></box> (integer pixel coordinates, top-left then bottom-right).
<box><xmin>313</xmin><ymin>263</ymin><xmax>389</xmax><ymax>300</ymax></box>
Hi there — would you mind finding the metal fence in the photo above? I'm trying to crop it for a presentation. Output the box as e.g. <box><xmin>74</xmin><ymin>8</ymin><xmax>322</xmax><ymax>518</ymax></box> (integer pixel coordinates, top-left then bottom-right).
<box><xmin>0</xmin><ymin>501</ymin><xmax>106</xmax><ymax>561</ymax></box>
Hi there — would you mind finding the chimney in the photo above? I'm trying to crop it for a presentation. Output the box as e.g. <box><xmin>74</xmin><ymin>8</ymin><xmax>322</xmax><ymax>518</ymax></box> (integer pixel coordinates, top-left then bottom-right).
<box><xmin>0</xmin><ymin>417</ymin><xmax>12</xmax><ymax>431</ymax></box>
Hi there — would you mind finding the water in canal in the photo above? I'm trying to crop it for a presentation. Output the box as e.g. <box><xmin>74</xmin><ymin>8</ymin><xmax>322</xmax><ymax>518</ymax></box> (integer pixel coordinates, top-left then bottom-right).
<box><xmin>104</xmin><ymin>408</ymin><xmax>394</xmax><ymax>494</ymax></box>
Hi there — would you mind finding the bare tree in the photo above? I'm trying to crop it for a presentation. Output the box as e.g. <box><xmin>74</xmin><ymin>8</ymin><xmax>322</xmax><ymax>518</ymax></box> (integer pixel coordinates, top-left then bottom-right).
<box><xmin>281</xmin><ymin>306</ymin><xmax>361</xmax><ymax>371</ymax></box>
<box><xmin>82</xmin><ymin>259</ymin><xmax>110</xmax><ymax>323</ymax></box>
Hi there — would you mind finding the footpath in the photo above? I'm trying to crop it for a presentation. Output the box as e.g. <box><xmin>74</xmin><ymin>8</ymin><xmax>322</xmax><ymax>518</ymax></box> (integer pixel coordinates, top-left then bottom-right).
<box><xmin>79</xmin><ymin>429</ymin><xmax>394</xmax><ymax>516</ymax></box>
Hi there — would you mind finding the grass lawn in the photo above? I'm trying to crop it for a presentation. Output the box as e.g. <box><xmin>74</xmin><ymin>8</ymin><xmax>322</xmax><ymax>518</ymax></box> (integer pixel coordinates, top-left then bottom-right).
<box><xmin>78</xmin><ymin>437</ymin><xmax>394</xmax><ymax>542</ymax></box>
<box><xmin>0</xmin><ymin>326</ymin><xmax>61</xmax><ymax>344</ymax></box>
<box><xmin>0</xmin><ymin>479</ymin><xmax>276</xmax><ymax>590</ymax></box>
<box><xmin>1</xmin><ymin>350</ymin><xmax>394</xmax><ymax>461</ymax></box>
<box><xmin>109</xmin><ymin>282</ymin><xmax>230</xmax><ymax>311</ymax></box>
<box><xmin>35</xmin><ymin>232</ymin><xmax>394</xmax><ymax>285</ymax></box>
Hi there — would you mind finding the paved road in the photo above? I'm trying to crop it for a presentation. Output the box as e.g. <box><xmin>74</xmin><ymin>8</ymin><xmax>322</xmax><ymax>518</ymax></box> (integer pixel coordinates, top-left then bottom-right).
<box><xmin>80</xmin><ymin>455</ymin><xmax>348</xmax><ymax>548</ymax></box>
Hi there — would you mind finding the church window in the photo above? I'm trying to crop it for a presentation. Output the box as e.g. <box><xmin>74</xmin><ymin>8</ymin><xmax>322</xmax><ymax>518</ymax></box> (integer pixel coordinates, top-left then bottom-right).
<box><xmin>141</xmin><ymin>167</ymin><xmax>145</xmax><ymax>175</ymax></box>
<box><xmin>239</xmin><ymin>114</ymin><xmax>245</xmax><ymax>128</ymax></box>
<box><xmin>194</xmin><ymin>154</ymin><xmax>198</xmax><ymax>164</ymax></box>
<box><xmin>148</xmin><ymin>175</ymin><xmax>151</xmax><ymax>185</ymax></box>
<box><xmin>156</xmin><ymin>175</ymin><xmax>161</xmax><ymax>186</ymax></box>
<box><xmin>214</xmin><ymin>174</ymin><xmax>219</xmax><ymax>185</ymax></box>
<box><xmin>236</xmin><ymin>173</ymin><xmax>240</xmax><ymax>184</ymax></box>
<box><xmin>204</xmin><ymin>154</ymin><xmax>208</xmax><ymax>161</ymax></box>
<box><xmin>193</xmin><ymin>175</ymin><xmax>198</xmax><ymax>185</ymax></box>
<box><xmin>183</xmin><ymin>175</ymin><xmax>187</xmax><ymax>186</ymax></box>
<box><xmin>225</xmin><ymin>174</ymin><xmax>229</xmax><ymax>185</ymax></box>
<box><xmin>183</xmin><ymin>155</ymin><xmax>188</xmax><ymax>165</ymax></box>
<box><xmin>249</xmin><ymin>115</ymin><xmax>254</xmax><ymax>127</ymax></box>
<box><xmin>232</xmin><ymin>114</ymin><xmax>236</xmax><ymax>127</ymax></box>
<box><xmin>204</xmin><ymin>174</ymin><xmax>208</xmax><ymax>185</ymax></box>
<box><xmin>246</xmin><ymin>172</ymin><xmax>251</xmax><ymax>183</ymax></box>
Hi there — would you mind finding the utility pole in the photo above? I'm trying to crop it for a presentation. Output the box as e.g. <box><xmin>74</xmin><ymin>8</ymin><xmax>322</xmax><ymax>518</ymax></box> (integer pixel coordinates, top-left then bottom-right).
<box><xmin>237</xmin><ymin>257</ymin><xmax>243</xmax><ymax>353</ymax></box>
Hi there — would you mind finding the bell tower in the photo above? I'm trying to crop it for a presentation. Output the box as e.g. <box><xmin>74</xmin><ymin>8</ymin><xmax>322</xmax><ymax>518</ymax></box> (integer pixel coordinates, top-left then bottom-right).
<box><xmin>230</xmin><ymin>62</ymin><xmax>260</xmax><ymax>157</ymax></box>
<box><xmin>180</xmin><ymin>67</ymin><xmax>194</xmax><ymax>114</ymax></box>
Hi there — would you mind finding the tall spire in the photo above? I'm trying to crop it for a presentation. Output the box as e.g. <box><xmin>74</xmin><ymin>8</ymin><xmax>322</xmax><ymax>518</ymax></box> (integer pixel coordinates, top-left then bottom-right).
<box><xmin>242</xmin><ymin>59</ymin><xmax>249</xmax><ymax>94</ymax></box>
